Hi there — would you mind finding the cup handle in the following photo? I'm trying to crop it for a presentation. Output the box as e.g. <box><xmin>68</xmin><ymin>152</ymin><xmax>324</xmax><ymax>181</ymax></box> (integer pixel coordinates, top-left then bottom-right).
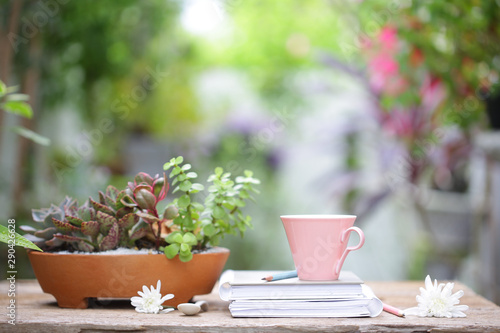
<box><xmin>334</xmin><ymin>226</ymin><xmax>365</xmax><ymax>276</ymax></box>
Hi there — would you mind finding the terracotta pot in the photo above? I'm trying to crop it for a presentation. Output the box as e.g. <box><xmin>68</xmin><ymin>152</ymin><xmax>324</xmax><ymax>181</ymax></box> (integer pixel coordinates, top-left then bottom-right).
<box><xmin>27</xmin><ymin>247</ymin><xmax>229</xmax><ymax>309</ymax></box>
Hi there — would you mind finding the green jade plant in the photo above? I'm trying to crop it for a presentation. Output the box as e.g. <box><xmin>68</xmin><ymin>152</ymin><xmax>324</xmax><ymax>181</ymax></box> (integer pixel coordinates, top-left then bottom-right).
<box><xmin>21</xmin><ymin>156</ymin><xmax>260</xmax><ymax>262</ymax></box>
<box><xmin>147</xmin><ymin>156</ymin><xmax>260</xmax><ymax>262</ymax></box>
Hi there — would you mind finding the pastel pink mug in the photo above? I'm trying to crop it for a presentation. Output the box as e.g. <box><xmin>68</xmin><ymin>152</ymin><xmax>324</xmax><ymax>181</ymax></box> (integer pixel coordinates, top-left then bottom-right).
<box><xmin>280</xmin><ymin>215</ymin><xmax>365</xmax><ymax>280</ymax></box>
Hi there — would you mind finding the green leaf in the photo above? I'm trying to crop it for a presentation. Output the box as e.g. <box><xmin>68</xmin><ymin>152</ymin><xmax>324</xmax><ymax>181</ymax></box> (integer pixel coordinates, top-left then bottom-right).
<box><xmin>179</xmin><ymin>251</ymin><xmax>193</xmax><ymax>262</ymax></box>
<box><xmin>166</xmin><ymin>232</ymin><xmax>183</xmax><ymax>244</ymax></box>
<box><xmin>3</xmin><ymin>101</ymin><xmax>33</xmax><ymax>118</ymax></box>
<box><xmin>182</xmin><ymin>232</ymin><xmax>197</xmax><ymax>245</ymax></box>
<box><xmin>52</xmin><ymin>218</ymin><xmax>80</xmax><ymax>232</ymax></box>
<box><xmin>239</xmin><ymin>190</ymin><xmax>249</xmax><ymax>199</ymax></box>
<box><xmin>129</xmin><ymin>227</ymin><xmax>147</xmax><ymax>241</ymax></box>
<box><xmin>169</xmin><ymin>166</ymin><xmax>182</xmax><ymax>178</ymax></box>
<box><xmin>179</xmin><ymin>180</ymin><xmax>192</xmax><ymax>192</ymax></box>
<box><xmin>181</xmin><ymin>214</ymin><xmax>194</xmax><ymax>229</ymax></box>
<box><xmin>180</xmin><ymin>242</ymin><xmax>190</xmax><ymax>253</ymax></box>
<box><xmin>214</xmin><ymin>167</ymin><xmax>223</xmax><ymax>177</ymax></box>
<box><xmin>222</xmin><ymin>202</ymin><xmax>235</xmax><ymax>211</ymax></box>
<box><xmin>163</xmin><ymin>159</ymin><xmax>175</xmax><ymax>170</ymax></box>
<box><xmin>134</xmin><ymin>189</ymin><xmax>156</xmax><ymax>210</ymax></box>
<box><xmin>33</xmin><ymin>226</ymin><xmax>57</xmax><ymax>239</ymax></box>
<box><xmin>118</xmin><ymin>213</ymin><xmax>139</xmax><ymax>229</ymax></box>
<box><xmin>153</xmin><ymin>177</ymin><xmax>165</xmax><ymax>197</ymax></box>
<box><xmin>136</xmin><ymin>172</ymin><xmax>154</xmax><ymax>185</ymax></box>
<box><xmin>116</xmin><ymin>206</ymin><xmax>133</xmax><ymax>220</ymax></box>
<box><xmin>164</xmin><ymin>243</ymin><xmax>180</xmax><ymax>259</ymax></box>
<box><xmin>11</xmin><ymin>127</ymin><xmax>50</xmax><ymax>146</ymax></box>
<box><xmin>190</xmin><ymin>202</ymin><xmax>205</xmax><ymax>212</ymax></box>
<box><xmin>173</xmin><ymin>215</ymin><xmax>184</xmax><ymax>226</ymax></box>
<box><xmin>210</xmin><ymin>235</ymin><xmax>220</xmax><ymax>246</ymax></box>
<box><xmin>181</xmin><ymin>164</ymin><xmax>192</xmax><ymax>171</ymax></box>
<box><xmin>190</xmin><ymin>183</ymin><xmax>204</xmax><ymax>192</ymax></box>
<box><xmin>186</xmin><ymin>171</ymin><xmax>197</xmax><ymax>179</ymax></box>
<box><xmin>91</xmin><ymin>199</ymin><xmax>116</xmax><ymax>216</ymax></box>
<box><xmin>177</xmin><ymin>194</ymin><xmax>191</xmax><ymax>208</ymax></box>
<box><xmin>213</xmin><ymin>205</ymin><xmax>226</xmax><ymax>219</ymax></box>
<box><xmin>120</xmin><ymin>194</ymin><xmax>137</xmax><ymax>208</ymax></box>
<box><xmin>54</xmin><ymin>234</ymin><xmax>84</xmax><ymax>243</ymax></box>
<box><xmin>0</xmin><ymin>224</ymin><xmax>43</xmax><ymax>251</ymax></box>
<box><xmin>95</xmin><ymin>211</ymin><xmax>117</xmax><ymax>234</ymax></box>
<box><xmin>78</xmin><ymin>206</ymin><xmax>94</xmax><ymax>221</ymax></box>
<box><xmin>66</xmin><ymin>215</ymin><xmax>84</xmax><ymax>226</ymax></box>
<box><xmin>175</xmin><ymin>156</ymin><xmax>184</xmax><ymax>164</ymax></box>
<box><xmin>5</xmin><ymin>93</ymin><xmax>29</xmax><ymax>102</ymax></box>
<box><xmin>99</xmin><ymin>222</ymin><xmax>119</xmax><ymax>251</ymax></box>
<box><xmin>81</xmin><ymin>221</ymin><xmax>99</xmax><ymax>237</ymax></box>
<box><xmin>0</xmin><ymin>81</ymin><xmax>6</xmax><ymax>97</ymax></box>
<box><xmin>106</xmin><ymin>186</ymin><xmax>119</xmax><ymax>200</ymax></box>
<box><xmin>235</xmin><ymin>199</ymin><xmax>246</xmax><ymax>207</ymax></box>
<box><xmin>98</xmin><ymin>191</ymin><xmax>106</xmax><ymax>205</ymax></box>
<box><xmin>190</xmin><ymin>211</ymin><xmax>200</xmax><ymax>220</ymax></box>
<box><xmin>203</xmin><ymin>224</ymin><xmax>216</xmax><ymax>237</ymax></box>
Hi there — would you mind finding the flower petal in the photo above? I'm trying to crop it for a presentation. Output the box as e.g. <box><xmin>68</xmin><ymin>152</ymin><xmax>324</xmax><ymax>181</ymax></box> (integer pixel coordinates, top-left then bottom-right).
<box><xmin>156</xmin><ymin>280</ymin><xmax>162</xmax><ymax>292</ymax></box>
<box><xmin>135</xmin><ymin>307</ymin><xmax>146</xmax><ymax>313</ymax></box>
<box><xmin>424</xmin><ymin>275</ymin><xmax>432</xmax><ymax>290</ymax></box>
<box><xmin>451</xmin><ymin>289</ymin><xmax>464</xmax><ymax>300</ymax></box>
<box><xmin>403</xmin><ymin>307</ymin><xmax>422</xmax><ymax>316</ymax></box>
<box><xmin>143</xmin><ymin>285</ymin><xmax>150</xmax><ymax>295</ymax></box>
<box><xmin>160</xmin><ymin>293</ymin><xmax>175</xmax><ymax>303</ymax></box>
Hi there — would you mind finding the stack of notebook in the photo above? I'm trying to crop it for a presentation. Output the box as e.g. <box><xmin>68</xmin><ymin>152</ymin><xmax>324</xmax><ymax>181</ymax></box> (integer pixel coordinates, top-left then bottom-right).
<box><xmin>219</xmin><ymin>270</ymin><xmax>383</xmax><ymax>318</ymax></box>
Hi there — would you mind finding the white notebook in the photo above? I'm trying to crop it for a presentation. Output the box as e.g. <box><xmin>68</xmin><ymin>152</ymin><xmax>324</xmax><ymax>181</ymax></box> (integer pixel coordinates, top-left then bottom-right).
<box><xmin>219</xmin><ymin>270</ymin><xmax>364</xmax><ymax>301</ymax></box>
<box><xmin>219</xmin><ymin>270</ymin><xmax>383</xmax><ymax>318</ymax></box>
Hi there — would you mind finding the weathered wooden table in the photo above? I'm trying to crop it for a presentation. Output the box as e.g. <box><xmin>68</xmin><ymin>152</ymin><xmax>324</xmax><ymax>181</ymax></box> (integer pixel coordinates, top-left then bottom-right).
<box><xmin>2</xmin><ymin>280</ymin><xmax>500</xmax><ymax>332</ymax></box>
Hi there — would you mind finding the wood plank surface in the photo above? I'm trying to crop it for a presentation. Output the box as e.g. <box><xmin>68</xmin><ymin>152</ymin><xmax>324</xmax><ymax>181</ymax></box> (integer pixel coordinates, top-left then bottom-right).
<box><xmin>1</xmin><ymin>280</ymin><xmax>500</xmax><ymax>332</ymax></box>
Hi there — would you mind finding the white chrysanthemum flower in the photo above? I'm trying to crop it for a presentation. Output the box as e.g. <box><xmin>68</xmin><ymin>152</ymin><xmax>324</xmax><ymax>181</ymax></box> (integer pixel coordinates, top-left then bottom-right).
<box><xmin>404</xmin><ymin>275</ymin><xmax>469</xmax><ymax>318</ymax></box>
<box><xmin>130</xmin><ymin>280</ymin><xmax>175</xmax><ymax>314</ymax></box>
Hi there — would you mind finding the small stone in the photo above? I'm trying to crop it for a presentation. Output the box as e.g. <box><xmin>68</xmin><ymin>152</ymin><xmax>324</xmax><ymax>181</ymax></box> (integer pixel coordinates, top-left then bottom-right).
<box><xmin>178</xmin><ymin>303</ymin><xmax>201</xmax><ymax>316</ymax></box>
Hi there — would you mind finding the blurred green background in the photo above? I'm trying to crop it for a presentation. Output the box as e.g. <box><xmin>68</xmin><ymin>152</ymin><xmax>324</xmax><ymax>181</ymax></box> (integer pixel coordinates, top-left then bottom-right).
<box><xmin>1</xmin><ymin>0</ymin><xmax>500</xmax><ymax>303</ymax></box>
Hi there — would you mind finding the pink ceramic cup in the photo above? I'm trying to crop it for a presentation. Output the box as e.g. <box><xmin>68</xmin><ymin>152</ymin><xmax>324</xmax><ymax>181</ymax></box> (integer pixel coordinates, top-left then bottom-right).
<box><xmin>280</xmin><ymin>215</ymin><xmax>365</xmax><ymax>280</ymax></box>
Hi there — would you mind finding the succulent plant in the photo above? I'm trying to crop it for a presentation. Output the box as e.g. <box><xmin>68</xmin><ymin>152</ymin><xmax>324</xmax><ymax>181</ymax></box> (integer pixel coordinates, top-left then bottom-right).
<box><xmin>121</xmin><ymin>172</ymin><xmax>169</xmax><ymax>249</ymax></box>
<box><xmin>21</xmin><ymin>157</ymin><xmax>260</xmax><ymax>260</ymax></box>
<box><xmin>21</xmin><ymin>196</ymin><xmax>77</xmax><ymax>250</ymax></box>
<box><xmin>21</xmin><ymin>184</ymin><xmax>153</xmax><ymax>252</ymax></box>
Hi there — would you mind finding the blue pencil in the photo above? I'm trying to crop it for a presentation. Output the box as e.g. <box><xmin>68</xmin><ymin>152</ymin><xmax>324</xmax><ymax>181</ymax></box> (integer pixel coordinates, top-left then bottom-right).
<box><xmin>261</xmin><ymin>270</ymin><xmax>298</xmax><ymax>282</ymax></box>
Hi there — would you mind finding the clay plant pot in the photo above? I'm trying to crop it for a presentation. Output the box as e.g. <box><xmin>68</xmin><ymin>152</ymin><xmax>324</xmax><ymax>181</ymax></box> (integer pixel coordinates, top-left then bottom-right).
<box><xmin>27</xmin><ymin>247</ymin><xmax>229</xmax><ymax>309</ymax></box>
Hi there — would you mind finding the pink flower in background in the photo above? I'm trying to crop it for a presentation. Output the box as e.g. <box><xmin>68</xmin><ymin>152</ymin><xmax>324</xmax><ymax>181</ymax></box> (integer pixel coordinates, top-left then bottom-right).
<box><xmin>368</xmin><ymin>55</ymin><xmax>406</xmax><ymax>95</ymax></box>
<box><xmin>420</xmin><ymin>75</ymin><xmax>446</xmax><ymax>114</ymax></box>
<box><xmin>378</xmin><ymin>26</ymin><xmax>398</xmax><ymax>50</ymax></box>
<box><xmin>366</xmin><ymin>26</ymin><xmax>407</xmax><ymax>95</ymax></box>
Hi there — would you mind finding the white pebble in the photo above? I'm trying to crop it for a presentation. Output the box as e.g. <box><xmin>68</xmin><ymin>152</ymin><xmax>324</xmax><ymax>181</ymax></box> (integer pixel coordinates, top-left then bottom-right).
<box><xmin>178</xmin><ymin>303</ymin><xmax>201</xmax><ymax>316</ymax></box>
